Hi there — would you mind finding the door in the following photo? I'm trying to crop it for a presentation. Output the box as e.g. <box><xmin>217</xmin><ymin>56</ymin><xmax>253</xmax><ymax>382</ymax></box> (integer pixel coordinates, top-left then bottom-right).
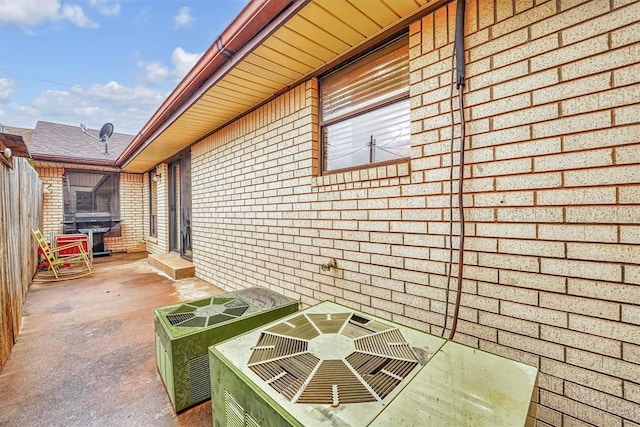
<box><xmin>180</xmin><ymin>154</ymin><xmax>192</xmax><ymax>259</ymax></box>
<box><xmin>168</xmin><ymin>154</ymin><xmax>192</xmax><ymax>260</ymax></box>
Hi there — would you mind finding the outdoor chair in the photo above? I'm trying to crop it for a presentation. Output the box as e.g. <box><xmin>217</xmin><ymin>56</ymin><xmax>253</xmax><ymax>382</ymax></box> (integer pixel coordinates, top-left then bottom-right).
<box><xmin>32</xmin><ymin>228</ymin><xmax>93</xmax><ymax>282</ymax></box>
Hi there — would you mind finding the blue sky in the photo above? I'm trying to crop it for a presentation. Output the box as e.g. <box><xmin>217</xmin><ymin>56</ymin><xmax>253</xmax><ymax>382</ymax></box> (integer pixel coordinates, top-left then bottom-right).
<box><xmin>0</xmin><ymin>0</ymin><xmax>247</xmax><ymax>135</ymax></box>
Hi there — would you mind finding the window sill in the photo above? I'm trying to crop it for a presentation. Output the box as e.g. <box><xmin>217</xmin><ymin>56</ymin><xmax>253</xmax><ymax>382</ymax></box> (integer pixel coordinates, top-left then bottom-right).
<box><xmin>312</xmin><ymin>160</ymin><xmax>410</xmax><ymax>189</ymax></box>
<box><xmin>145</xmin><ymin>236</ymin><xmax>158</xmax><ymax>244</ymax></box>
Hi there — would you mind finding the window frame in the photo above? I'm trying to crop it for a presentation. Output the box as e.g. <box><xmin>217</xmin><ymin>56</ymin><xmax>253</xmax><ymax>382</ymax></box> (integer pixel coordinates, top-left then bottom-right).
<box><xmin>319</xmin><ymin>34</ymin><xmax>410</xmax><ymax>175</ymax></box>
<box><xmin>148</xmin><ymin>170</ymin><xmax>158</xmax><ymax>238</ymax></box>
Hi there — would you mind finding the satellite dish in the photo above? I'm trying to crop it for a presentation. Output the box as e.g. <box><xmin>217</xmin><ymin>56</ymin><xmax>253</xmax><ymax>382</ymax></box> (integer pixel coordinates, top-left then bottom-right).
<box><xmin>80</xmin><ymin>122</ymin><xmax>114</xmax><ymax>155</ymax></box>
<box><xmin>99</xmin><ymin>123</ymin><xmax>114</xmax><ymax>142</ymax></box>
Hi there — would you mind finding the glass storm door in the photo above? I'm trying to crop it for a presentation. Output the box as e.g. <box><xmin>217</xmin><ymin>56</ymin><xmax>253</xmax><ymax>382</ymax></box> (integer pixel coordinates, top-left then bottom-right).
<box><xmin>168</xmin><ymin>154</ymin><xmax>192</xmax><ymax>260</ymax></box>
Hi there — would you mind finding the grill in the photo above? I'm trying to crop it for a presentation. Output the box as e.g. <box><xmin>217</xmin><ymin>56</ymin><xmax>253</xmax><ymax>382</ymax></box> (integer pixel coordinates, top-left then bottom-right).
<box><xmin>67</xmin><ymin>212</ymin><xmax>121</xmax><ymax>256</ymax></box>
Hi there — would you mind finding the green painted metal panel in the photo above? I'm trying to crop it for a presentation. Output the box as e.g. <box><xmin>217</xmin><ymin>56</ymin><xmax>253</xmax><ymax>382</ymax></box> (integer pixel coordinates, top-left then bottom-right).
<box><xmin>154</xmin><ymin>286</ymin><xmax>298</xmax><ymax>412</ymax></box>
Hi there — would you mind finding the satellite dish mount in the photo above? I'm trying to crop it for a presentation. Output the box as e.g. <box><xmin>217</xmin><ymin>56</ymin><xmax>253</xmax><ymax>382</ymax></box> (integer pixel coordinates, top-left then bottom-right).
<box><xmin>80</xmin><ymin>122</ymin><xmax>114</xmax><ymax>154</ymax></box>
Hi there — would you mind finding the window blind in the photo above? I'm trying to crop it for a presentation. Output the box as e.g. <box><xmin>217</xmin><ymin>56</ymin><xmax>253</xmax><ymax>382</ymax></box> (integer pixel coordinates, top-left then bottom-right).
<box><xmin>320</xmin><ymin>36</ymin><xmax>410</xmax><ymax>172</ymax></box>
<box><xmin>321</xmin><ymin>37</ymin><xmax>409</xmax><ymax>124</ymax></box>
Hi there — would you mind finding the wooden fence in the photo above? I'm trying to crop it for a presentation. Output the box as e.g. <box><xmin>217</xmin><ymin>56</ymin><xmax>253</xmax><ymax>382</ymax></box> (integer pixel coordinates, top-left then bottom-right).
<box><xmin>0</xmin><ymin>158</ymin><xmax>42</xmax><ymax>369</ymax></box>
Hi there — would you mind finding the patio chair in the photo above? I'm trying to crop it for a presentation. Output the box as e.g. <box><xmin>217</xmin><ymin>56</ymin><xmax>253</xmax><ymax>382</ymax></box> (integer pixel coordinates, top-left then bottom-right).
<box><xmin>32</xmin><ymin>228</ymin><xmax>93</xmax><ymax>282</ymax></box>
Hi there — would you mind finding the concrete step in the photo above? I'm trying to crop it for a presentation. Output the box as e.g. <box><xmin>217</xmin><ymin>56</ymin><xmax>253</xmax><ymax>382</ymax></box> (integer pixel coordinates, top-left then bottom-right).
<box><xmin>148</xmin><ymin>253</ymin><xmax>195</xmax><ymax>280</ymax></box>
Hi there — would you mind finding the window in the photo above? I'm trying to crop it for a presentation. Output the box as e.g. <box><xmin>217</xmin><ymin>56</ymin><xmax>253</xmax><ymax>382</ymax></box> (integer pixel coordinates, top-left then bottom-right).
<box><xmin>149</xmin><ymin>171</ymin><xmax>158</xmax><ymax>237</ymax></box>
<box><xmin>320</xmin><ymin>35</ymin><xmax>410</xmax><ymax>173</ymax></box>
<box><xmin>62</xmin><ymin>169</ymin><xmax>121</xmax><ymax>236</ymax></box>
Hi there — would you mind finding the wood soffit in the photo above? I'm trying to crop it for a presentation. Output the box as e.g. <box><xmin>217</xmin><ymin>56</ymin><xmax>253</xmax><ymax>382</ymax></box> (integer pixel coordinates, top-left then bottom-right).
<box><xmin>123</xmin><ymin>0</ymin><xmax>447</xmax><ymax>173</ymax></box>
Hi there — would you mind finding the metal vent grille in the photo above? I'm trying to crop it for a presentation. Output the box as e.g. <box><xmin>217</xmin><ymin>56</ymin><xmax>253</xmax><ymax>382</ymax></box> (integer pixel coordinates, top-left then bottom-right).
<box><xmin>225</xmin><ymin>390</ymin><xmax>262</xmax><ymax>427</ymax></box>
<box><xmin>297</xmin><ymin>360</ymin><xmax>373</xmax><ymax>405</ymax></box>
<box><xmin>248</xmin><ymin>333</ymin><xmax>308</xmax><ymax>364</ymax></box>
<box><xmin>246</xmin><ymin>414</ymin><xmax>261</xmax><ymax>427</ymax></box>
<box><xmin>346</xmin><ymin>353</ymin><xmax>418</xmax><ymax>399</ymax></box>
<box><xmin>307</xmin><ymin>313</ymin><xmax>350</xmax><ymax>333</ymax></box>
<box><xmin>188</xmin><ymin>353</ymin><xmax>210</xmax><ymax>404</ymax></box>
<box><xmin>165</xmin><ymin>297</ymin><xmax>250</xmax><ymax>328</ymax></box>
<box><xmin>247</xmin><ymin>312</ymin><xmax>419</xmax><ymax>407</ymax></box>
<box><xmin>265</xmin><ymin>314</ymin><xmax>320</xmax><ymax>340</ymax></box>
<box><xmin>166</xmin><ymin>312</ymin><xmax>195</xmax><ymax>326</ymax></box>
<box><xmin>355</xmin><ymin>329</ymin><xmax>418</xmax><ymax>360</ymax></box>
<box><xmin>250</xmin><ymin>353</ymin><xmax>319</xmax><ymax>400</ymax></box>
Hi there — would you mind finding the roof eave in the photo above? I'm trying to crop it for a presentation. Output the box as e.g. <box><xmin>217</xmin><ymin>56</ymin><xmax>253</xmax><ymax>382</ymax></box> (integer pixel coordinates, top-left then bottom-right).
<box><xmin>116</xmin><ymin>0</ymin><xmax>299</xmax><ymax>168</ymax></box>
<box><xmin>31</xmin><ymin>154</ymin><xmax>116</xmax><ymax>168</ymax></box>
<box><xmin>0</xmin><ymin>132</ymin><xmax>30</xmax><ymax>158</ymax></box>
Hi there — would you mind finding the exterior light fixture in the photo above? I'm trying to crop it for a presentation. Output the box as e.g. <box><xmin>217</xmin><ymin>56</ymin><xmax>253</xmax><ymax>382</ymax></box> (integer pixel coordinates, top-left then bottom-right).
<box><xmin>152</xmin><ymin>167</ymin><xmax>162</xmax><ymax>182</ymax></box>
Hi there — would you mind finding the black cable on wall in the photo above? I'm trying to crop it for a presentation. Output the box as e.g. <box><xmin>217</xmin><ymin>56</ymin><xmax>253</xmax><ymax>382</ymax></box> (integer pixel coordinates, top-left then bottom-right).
<box><xmin>443</xmin><ymin>0</ymin><xmax>467</xmax><ymax>341</ymax></box>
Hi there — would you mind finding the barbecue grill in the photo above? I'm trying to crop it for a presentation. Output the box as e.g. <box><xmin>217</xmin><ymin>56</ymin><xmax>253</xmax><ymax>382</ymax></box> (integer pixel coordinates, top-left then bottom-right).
<box><xmin>64</xmin><ymin>212</ymin><xmax>121</xmax><ymax>256</ymax></box>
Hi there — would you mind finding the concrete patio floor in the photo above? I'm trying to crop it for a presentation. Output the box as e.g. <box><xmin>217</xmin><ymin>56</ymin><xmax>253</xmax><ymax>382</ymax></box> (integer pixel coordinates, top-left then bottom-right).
<box><xmin>0</xmin><ymin>253</ymin><xmax>225</xmax><ymax>426</ymax></box>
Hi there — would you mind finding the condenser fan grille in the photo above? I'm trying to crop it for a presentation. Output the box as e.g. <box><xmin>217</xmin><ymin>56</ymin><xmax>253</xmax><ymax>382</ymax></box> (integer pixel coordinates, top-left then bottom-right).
<box><xmin>248</xmin><ymin>334</ymin><xmax>308</xmax><ymax>364</ymax></box>
<box><xmin>247</xmin><ymin>312</ymin><xmax>419</xmax><ymax>406</ymax></box>
<box><xmin>251</xmin><ymin>353</ymin><xmax>319</xmax><ymax>400</ymax></box>
<box><xmin>167</xmin><ymin>312</ymin><xmax>195</xmax><ymax>326</ymax></box>
<box><xmin>298</xmin><ymin>360</ymin><xmax>373</xmax><ymax>405</ymax></box>
<box><xmin>165</xmin><ymin>296</ymin><xmax>250</xmax><ymax>328</ymax></box>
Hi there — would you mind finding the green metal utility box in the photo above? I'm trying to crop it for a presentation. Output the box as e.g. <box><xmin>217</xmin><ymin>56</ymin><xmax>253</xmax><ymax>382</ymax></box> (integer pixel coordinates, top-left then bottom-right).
<box><xmin>154</xmin><ymin>286</ymin><xmax>298</xmax><ymax>412</ymax></box>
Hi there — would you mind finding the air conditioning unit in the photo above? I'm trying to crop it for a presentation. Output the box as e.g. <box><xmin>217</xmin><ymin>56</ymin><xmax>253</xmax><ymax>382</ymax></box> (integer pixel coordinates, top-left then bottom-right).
<box><xmin>154</xmin><ymin>286</ymin><xmax>298</xmax><ymax>412</ymax></box>
<box><xmin>209</xmin><ymin>301</ymin><xmax>539</xmax><ymax>426</ymax></box>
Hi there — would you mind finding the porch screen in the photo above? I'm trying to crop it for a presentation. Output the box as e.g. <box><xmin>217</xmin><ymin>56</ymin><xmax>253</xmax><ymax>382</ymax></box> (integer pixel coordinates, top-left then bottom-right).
<box><xmin>320</xmin><ymin>35</ymin><xmax>410</xmax><ymax>172</ymax></box>
<box><xmin>62</xmin><ymin>170</ymin><xmax>121</xmax><ymax>236</ymax></box>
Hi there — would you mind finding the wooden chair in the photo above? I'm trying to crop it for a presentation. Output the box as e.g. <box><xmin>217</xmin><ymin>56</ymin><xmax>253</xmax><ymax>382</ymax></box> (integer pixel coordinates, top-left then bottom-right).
<box><xmin>32</xmin><ymin>229</ymin><xmax>93</xmax><ymax>282</ymax></box>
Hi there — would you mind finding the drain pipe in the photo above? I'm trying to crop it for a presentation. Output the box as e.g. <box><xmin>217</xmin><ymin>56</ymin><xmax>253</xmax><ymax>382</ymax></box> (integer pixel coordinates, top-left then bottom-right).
<box><xmin>447</xmin><ymin>0</ymin><xmax>467</xmax><ymax>341</ymax></box>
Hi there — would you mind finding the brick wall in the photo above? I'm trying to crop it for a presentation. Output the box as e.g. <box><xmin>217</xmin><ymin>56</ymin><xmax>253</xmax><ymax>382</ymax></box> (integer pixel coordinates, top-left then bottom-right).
<box><xmin>38</xmin><ymin>167</ymin><xmax>64</xmax><ymax>238</ymax></box>
<box><xmin>37</xmin><ymin>166</ymin><xmax>145</xmax><ymax>253</ymax></box>
<box><xmin>188</xmin><ymin>0</ymin><xmax>639</xmax><ymax>425</ymax></box>
<box><xmin>104</xmin><ymin>172</ymin><xmax>145</xmax><ymax>253</ymax></box>
<box><xmin>191</xmin><ymin>82</ymin><xmax>318</xmax><ymax>299</ymax></box>
<box><xmin>410</xmin><ymin>1</ymin><xmax>640</xmax><ymax>424</ymax></box>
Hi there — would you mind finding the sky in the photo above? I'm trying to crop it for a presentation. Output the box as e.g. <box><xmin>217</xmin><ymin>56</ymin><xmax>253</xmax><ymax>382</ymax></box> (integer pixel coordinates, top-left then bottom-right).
<box><xmin>0</xmin><ymin>0</ymin><xmax>248</xmax><ymax>136</ymax></box>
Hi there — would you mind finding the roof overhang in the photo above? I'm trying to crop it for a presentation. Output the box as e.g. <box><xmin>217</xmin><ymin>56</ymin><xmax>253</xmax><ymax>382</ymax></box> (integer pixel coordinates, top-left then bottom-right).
<box><xmin>0</xmin><ymin>132</ymin><xmax>30</xmax><ymax>169</ymax></box>
<box><xmin>31</xmin><ymin>159</ymin><xmax>120</xmax><ymax>172</ymax></box>
<box><xmin>30</xmin><ymin>155</ymin><xmax>116</xmax><ymax>168</ymax></box>
<box><xmin>118</xmin><ymin>0</ymin><xmax>449</xmax><ymax>173</ymax></box>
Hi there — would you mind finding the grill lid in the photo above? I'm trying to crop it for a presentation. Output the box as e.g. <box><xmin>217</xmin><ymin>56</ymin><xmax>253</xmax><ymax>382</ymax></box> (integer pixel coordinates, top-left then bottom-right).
<box><xmin>74</xmin><ymin>212</ymin><xmax>121</xmax><ymax>231</ymax></box>
<box><xmin>74</xmin><ymin>212</ymin><xmax>113</xmax><ymax>222</ymax></box>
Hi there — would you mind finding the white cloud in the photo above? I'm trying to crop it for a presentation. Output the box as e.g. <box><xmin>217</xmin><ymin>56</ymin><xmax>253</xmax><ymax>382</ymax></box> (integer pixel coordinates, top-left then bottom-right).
<box><xmin>137</xmin><ymin>47</ymin><xmax>203</xmax><ymax>84</ymax></box>
<box><xmin>88</xmin><ymin>0</ymin><xmax>120</xmax><ymax>17</ymax></box>
<box><xmin>0</xmin><ymin>0</ymin><xmax>98</xmax><ymax>28</ymax></box>
<box><xmin>0</xmin><ymin>81</ymin><xmax>167</xmax><ymax>134</ymax></box>
<box><xmin>143</xmin><ymin>62</ymin><xmax>170</xmax><ymax>84</ymax></box>
<box><xmin>0</xmin><ymin>78</ymin><xmax>16</xmax><ymax>103</ymax></box>
<box><xmin>0</xmin><ymin>0</ymin><xmax>59</xmax><ymax>26</ymax></box>
<box><xmin>61</xmin><ymin>4</ymin><xmax>98</xmax><ymax>28</ymax></box>
<box><xmin>174</xmin><ymin>7</ymin><xmax>193</xmax><ymax>29</ymax></box>
<box><xmin>171</xmin><ymin>47</ymin><xmax>201</xmax><ymax>79</ymax></box>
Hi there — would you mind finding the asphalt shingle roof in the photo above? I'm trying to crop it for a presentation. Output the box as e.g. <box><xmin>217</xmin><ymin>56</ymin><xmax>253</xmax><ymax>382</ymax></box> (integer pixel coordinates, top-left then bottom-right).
<box><xmin>29</xmin><ymin>121</ymin><xmax>134</xmax><ymax>164</ymax></box>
